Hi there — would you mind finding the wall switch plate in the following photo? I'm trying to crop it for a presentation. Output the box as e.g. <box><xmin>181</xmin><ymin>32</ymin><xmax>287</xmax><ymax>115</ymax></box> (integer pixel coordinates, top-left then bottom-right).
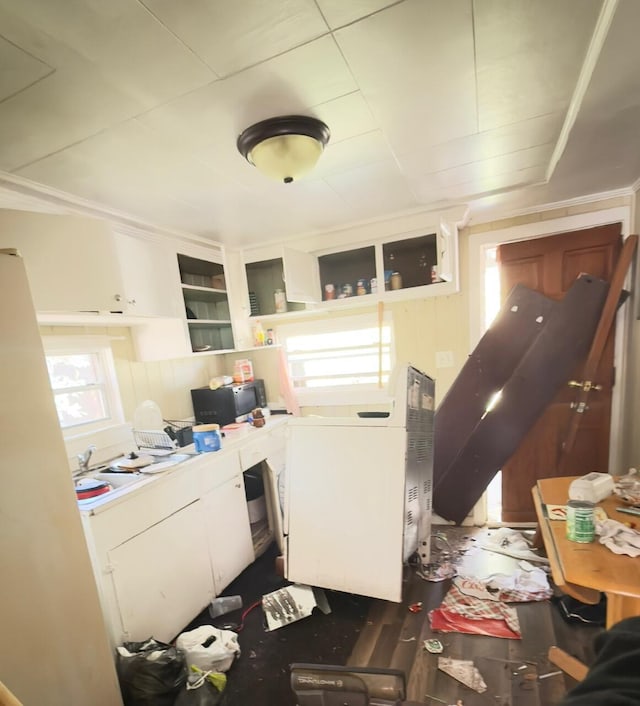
<box><xmin>436</xmin><ymin>350</ymin><xmax>454</xmax><ymax>368</ymax></box>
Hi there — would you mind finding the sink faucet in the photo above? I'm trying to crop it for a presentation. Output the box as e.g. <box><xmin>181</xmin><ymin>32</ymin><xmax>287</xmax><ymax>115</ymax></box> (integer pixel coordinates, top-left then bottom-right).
<box><xmin>76</xmin><ymin>444</ymin><xmax>96</xmax><ymax>474</ymax></box>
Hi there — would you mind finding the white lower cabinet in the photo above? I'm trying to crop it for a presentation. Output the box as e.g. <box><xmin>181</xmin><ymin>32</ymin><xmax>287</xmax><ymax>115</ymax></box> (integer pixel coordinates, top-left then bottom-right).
<box><xmin>202</xmin><ymin>474</ymin><xmax>254</xmax><ymax>595</ymax></box>
<box><xmin>108</xmin><ymin>500</ymin><xmax>212</xmax><ymax>643</ymax></box>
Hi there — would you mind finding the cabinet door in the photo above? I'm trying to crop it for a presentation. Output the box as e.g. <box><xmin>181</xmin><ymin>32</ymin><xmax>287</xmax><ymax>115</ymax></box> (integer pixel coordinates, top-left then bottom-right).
<box><xmin>282</xmin><ymin>246</ymin><xmax>320</xmax><ymax>303</ymax></box>
<box><xmin>0</xmin><ymin>211</ymin><xmax>125</xmax><ymax>312</ymax></box>
<box><xmin>108</xmin><ymin>501</ymin><xmax>213</xmax><ymax>643</ymax></box>
<box><xmin>202</xmin><ymin>474</ymin><xmax>254</xmax><ymax>595</ymax></box>
<box><xmin>114</xmin><ymin>232</ymin><xmax>179</xmax><ymax>317</ymax></box>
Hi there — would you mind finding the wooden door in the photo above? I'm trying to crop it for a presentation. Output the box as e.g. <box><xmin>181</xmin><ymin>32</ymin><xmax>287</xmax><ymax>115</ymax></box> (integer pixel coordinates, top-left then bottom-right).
<box><xmin>499</xmin><ymin>224</ymin><xmax>622</xmax><ymax>522</ymax></box>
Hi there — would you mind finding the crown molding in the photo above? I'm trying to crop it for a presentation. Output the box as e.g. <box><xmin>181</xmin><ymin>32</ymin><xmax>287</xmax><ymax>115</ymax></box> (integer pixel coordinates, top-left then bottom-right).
<box><xmin>0</xmin><ymin>171</ymin><xmax>223</xmax><ymax>249</ymax></box>
<box><xmin>471</xmin><ymin>185</ymin><xmax>634</xmax><ymax>227</ymax></box>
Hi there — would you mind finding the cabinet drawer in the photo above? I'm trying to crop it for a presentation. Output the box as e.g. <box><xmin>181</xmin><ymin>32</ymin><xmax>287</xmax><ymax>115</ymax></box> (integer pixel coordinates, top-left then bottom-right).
<box><xmin>88</xmin><ymin>468</ymin><xmax>200</xmax><ymax>552</ymax></box>
<box><xmin>239</xmin><ymin>435</ymin><xmax>275</xmax><ymax>470</ymax></box>
<box><xmin>198</xmin><ymin>448</ymin><xmax>242</xmax><ymax>494</ymax></box>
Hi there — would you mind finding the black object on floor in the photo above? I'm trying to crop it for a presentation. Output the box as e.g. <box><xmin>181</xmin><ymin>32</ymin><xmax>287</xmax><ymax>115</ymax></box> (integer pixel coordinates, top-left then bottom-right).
<box><xmin>182</xmin><ymin>543</ymin><xmax>371</xmax><ymax>706</ymax></box>
<box><xmin>552</xmin><ymin>593</ymin><xmax>607</xmax><ymax>627</ymax></box>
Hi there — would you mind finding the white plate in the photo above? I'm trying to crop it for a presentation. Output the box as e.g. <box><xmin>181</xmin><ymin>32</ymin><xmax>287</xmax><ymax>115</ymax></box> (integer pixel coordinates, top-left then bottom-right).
<box><xmin>139</xmin><ymin>454</ymin><xmax>191</xmax><ymax>473</ymax></box>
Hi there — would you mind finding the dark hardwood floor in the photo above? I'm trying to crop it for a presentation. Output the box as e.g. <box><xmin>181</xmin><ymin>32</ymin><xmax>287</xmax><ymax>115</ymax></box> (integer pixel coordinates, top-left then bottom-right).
<box><xmin>347</xmin><ymin>526</ymin><xmax>604</xmax><ymax>706</ymax></box>
<box><xmin>187</xmin><ymin>526</ymin><xmax>603</xmax><ymax>706</ymax></box>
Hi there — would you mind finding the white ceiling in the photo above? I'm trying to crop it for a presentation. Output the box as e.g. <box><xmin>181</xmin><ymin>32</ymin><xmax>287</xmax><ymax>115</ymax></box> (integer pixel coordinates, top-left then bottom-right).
<box><xmin>0</xmin><ymin>0</ymin><xmax>638</xmax><ymax>246</ymax></box>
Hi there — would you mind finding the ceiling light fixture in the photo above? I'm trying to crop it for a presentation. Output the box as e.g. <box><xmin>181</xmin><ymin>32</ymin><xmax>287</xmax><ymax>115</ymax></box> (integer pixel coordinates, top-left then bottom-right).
<box><xmin>237</xmin><ymin>115</ymin><xmax>330</xmax><ymax>184</ymax></box>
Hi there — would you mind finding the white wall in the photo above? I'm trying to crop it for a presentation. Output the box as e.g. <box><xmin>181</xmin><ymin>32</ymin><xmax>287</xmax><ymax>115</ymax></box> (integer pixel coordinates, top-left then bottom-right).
<box><xmin>39</xmin><ymin>325</ymin><xmax>224</xmax><ymax>424</ymax></box>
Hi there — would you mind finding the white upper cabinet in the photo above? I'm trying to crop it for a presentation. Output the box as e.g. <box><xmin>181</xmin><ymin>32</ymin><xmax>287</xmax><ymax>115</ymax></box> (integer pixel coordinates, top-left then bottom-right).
<box><xmin>240</xmin><ymin>210</ymin><xmax>462</xmax><ymax>317</ymax></box>
<box><xmin>113</xmin><ymin>231</ymin><xmax>179</xmax><ymax>318</ymax></box>
<box><xmin>281</xmin><ymin>246</ymin><xmax>321</xmax><ymax>304</ymax></box>
<box><xmin>0</xmin><ymin>210</ymin><xmax>177</xmax><ymax>318</ymax></box>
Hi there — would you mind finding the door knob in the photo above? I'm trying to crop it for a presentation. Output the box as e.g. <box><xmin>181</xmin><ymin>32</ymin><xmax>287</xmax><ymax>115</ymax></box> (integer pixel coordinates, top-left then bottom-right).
<box><xmin>567</xmin><ymin>380</ymin><xmax>602</xmax><ymax>391</ymax></box>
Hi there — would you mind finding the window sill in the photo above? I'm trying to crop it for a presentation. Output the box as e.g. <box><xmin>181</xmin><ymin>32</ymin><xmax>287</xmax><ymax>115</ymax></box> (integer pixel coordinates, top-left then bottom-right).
<box><xmin>294</xmin><ymin>386</ymin><xmax>393</xmax><ymax>408</ymax></box>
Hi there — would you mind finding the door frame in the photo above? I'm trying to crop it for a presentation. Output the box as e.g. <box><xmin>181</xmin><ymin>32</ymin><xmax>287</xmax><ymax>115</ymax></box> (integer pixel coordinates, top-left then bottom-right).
<box><xmin>468</xmin><ymin>205</ymin><xmax>632</xmax><ymax>477</ymax></box>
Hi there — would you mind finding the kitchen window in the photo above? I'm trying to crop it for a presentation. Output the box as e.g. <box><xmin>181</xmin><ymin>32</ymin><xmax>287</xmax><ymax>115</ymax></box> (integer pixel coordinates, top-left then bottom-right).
<box><xmin>43</xmin><ymin>336</ymin><xmax>124</xmax><ymax>437</ymax></box>
<box><xmin>278</xmin><ymin>312</ymin><xmax>394</xmax><ymax>406</ymax></box>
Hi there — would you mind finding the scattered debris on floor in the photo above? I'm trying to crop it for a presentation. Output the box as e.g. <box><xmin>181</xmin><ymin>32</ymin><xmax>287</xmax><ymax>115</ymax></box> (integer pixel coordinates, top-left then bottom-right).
<box><xmin>437</xmin><ymin>657</ymin><xmax>487</xmax><ymax>693</ymax></box>
<box><xmin>417</xmin><ymin>531</ymin><xmax>474</xmax><ymax>582</ymax></box>
<box><xmin>479</xmin><ymin>527</ymin><xmax>549</xmax><ymax>563</ymax></box>
<box><xmin>453</xmin><ymin>561</ymin><xmax>552</xmax><ymax>603</ymax></box>
<box><xmin>429</xmin><ymin>583</ymin><xmax>521</xmax><ymax>639</ymax></box>
<box><xmin>408</xmin><ymin>601</ymin><xmax>423</xmax><ymax>613</ymax></box>
<box><xmin>261</xmin><ymin>584</ymin><xmax>330</xmax><ymax>631</ymax></box>
<box><xmin>425</xmin><ymin>694</ymin><xmax>464</xmax><ymax>705</ymax></box>
<box><xmin>423</xmin><ymin>639</ymin><xmax>444</xmax><ymax>653</ymax></box>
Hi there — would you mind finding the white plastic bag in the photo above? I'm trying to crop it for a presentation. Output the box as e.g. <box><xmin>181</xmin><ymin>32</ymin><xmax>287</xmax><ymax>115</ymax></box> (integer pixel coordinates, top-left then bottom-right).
<box><xmin>175</xmin><ymin>625</ymin><xmax>240</xmax><ymax>673</ymax></box>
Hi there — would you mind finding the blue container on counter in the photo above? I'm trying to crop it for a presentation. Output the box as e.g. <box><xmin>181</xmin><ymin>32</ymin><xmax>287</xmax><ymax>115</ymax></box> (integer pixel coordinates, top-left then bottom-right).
<box><xmin>193</xmin><ymin>423</ymin><xmax>221</xmax><ymax>452</ymax></box>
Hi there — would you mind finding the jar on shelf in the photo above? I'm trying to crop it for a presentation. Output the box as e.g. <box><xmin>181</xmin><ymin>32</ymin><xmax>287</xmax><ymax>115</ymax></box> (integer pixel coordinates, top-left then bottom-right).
<box><xmin>324</xmin><ymin>283</ymin><xmax>336</xmax><ymax>300</ymax></box>
<box><xmin>390</xmin><ymin>272</ymin><xmax>403</xmax><ymax>290</ymax></box>
<box><xmin>274</xmin><ymin>289</ymin><xmax>287</xmax><ymax>313</ymax></box>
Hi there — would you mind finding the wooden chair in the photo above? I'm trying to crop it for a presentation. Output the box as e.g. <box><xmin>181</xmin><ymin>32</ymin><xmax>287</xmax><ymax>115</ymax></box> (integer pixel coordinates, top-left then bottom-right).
<box><xmin>548</xmin><ymin>646</ymin><xmax>588</xmax><ymax>682</ymax></box>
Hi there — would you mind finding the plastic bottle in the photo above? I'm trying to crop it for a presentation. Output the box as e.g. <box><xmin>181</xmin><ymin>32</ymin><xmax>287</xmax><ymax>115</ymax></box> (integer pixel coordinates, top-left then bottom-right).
<box><xmin>253</xmin><ymin>320</ymin><xmax>265</xmax><ymax>347</ymax></box>
<box><xmin>208</xmin><ymin>595</ymin><xmax>243</xmax><ymax>618</ymax></box>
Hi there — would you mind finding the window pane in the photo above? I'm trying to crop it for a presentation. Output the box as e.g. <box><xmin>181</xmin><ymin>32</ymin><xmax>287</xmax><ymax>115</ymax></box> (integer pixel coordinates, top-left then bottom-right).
<box><xmin>284</xmin><ymin>323</ymin><xmax>392</xmax><ymax>389</ymax></box>
<box><xmin>53</xmin><ymin>388</ymin><xmax>108</xmax><ymax>429</ymax></box>
<box><xmin>46</xmin><ymin>353</ymin><xmax>101</xmax><ymax>390</ymax></box>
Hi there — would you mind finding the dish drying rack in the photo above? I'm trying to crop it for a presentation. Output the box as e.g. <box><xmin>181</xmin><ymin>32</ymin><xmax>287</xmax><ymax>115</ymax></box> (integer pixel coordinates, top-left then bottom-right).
<box><xmin>134</xmin><ymin>420</ymin><xmax>193</xmax><ymax>452</ymax></box>
<box><xmin>134</xmin><ymin>429</ymin><xmax>177</xmax><ymax>452</ymax></box>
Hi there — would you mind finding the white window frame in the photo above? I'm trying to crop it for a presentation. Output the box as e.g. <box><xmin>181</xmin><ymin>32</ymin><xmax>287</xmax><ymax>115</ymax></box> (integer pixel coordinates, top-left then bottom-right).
<box><xmin>43</xmin><ymin>335</ymin><xmax>124</xmax><ymax>439</ymax></box>
<box><xmin>278</xmin><ymin>311</ymin><xmax>395</xmax><ymax>407</ymax></box>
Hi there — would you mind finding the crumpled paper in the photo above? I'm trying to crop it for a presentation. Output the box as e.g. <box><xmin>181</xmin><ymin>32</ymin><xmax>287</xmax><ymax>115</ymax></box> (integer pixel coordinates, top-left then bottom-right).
<box><xmin>596</xmin><ymin>519</ymin><xmax>640</xmax><ymax>557</ymax></box>
<box><xmin>437</xmin><ymin>657</ymin><xmax>487</xmax><ymax>693</ymax></box>
<box><xmin>479</xmin><ymin>527</ymin><xmax>549</xmax><ymax>564</ymax></box>
<box><xmin>454</xmin><ymin>562</ymin><xmax>552</xmax><ymax>603</ymax></box>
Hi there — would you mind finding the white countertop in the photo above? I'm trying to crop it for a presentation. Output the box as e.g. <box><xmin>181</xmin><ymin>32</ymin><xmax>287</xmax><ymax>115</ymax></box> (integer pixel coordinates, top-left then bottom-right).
<box><xmin>77</xmin><ymin>417</ymin><xmax>287</xmax><ymax>515</ymax></box>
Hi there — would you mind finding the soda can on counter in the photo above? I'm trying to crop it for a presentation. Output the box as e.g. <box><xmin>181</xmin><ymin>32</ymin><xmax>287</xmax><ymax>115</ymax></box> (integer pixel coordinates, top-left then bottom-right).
<box><xmin>566</xmin><ymin>500</ymin><xmax>596</xmax><ymax>543</ymax></box>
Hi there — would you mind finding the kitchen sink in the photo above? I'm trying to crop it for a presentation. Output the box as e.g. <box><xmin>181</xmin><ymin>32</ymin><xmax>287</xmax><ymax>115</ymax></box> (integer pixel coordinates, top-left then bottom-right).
<box><xmin>91</xmin><ymin>471</ymin><xmax>143</xmax><ymax>488</ymax></box>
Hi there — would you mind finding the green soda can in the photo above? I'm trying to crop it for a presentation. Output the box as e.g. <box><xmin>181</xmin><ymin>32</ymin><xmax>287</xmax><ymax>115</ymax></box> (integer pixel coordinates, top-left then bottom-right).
<box><xmin>566</xmin><ymin>500</ymin><xmax>596</xmax><ymax>543</ymax></box>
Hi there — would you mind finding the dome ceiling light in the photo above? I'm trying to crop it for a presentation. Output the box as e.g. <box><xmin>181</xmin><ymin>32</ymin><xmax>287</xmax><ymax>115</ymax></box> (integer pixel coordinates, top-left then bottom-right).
<box><xmin>237</xmin><ymin>115</ymin><xmax>330</xmax><ymax>184</ymax></box>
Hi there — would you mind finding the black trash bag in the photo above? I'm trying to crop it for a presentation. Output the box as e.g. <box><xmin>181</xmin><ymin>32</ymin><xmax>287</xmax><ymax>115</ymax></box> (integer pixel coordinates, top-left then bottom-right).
<box><xmin>116</xmin><ymin>638</ymin><xmax>187</xmax><ymax>706</ymax></box>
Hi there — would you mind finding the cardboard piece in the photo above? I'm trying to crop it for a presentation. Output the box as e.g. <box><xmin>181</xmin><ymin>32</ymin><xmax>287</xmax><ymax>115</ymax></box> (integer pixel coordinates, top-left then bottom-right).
<box><xmin>262</xmin><ymin>585</ymin><xmax>330</xmax><ymax>631</ymax></box>
<box><xmin>437</xmin><ymin>657</ymin><xmax>487</xmax><ymax>693</ymax></box>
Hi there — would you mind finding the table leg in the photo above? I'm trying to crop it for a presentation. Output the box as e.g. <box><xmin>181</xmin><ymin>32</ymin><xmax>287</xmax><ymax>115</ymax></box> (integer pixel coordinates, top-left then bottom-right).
<box><xmin>605</xmin><ymin>593</ymin><xmax>640</xmax><ymax>629</ymax></box>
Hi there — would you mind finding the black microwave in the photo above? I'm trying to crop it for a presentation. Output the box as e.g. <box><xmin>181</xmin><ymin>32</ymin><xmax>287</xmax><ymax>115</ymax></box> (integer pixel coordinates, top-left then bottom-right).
<box><xmin>191</xmin><ymin>379</ymin><xmax>267</xmax><ymax>427</ymax></box>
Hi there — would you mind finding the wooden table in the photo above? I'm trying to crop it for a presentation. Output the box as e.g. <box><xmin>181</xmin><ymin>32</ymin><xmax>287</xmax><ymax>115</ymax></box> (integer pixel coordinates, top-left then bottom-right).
<box><xmin>532</xmin><ymin>476</ymin><xmax>640</xmax><ymax>628</ymax></box>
